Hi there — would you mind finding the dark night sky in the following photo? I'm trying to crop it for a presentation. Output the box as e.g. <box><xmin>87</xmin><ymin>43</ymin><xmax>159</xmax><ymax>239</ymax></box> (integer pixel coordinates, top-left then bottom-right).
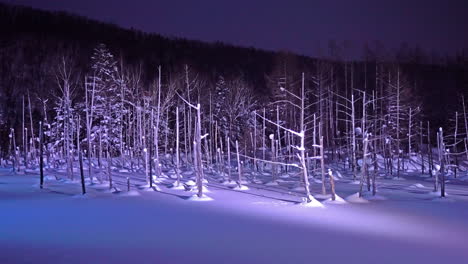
<box><xmin>6</xmin><ymin>0</ymin><xmax>468</xmax><ymax>59</ymax></box>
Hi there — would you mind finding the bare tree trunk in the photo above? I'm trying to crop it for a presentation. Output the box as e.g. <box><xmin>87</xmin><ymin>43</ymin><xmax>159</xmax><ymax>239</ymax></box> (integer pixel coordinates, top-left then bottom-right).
<box><xmin>154</xmin><ymin>66</ymin><xmax>162</xmax><ymax>178</ymax></box>
<box><xmin>28</xmin><ymin>92</ymin><xmax>36</xmax><ymax>162</ymax></box>
<box><xmin>149</xmin><ymin>136</ymin><xmax>153</xmax><ymax>188</ymax></box>
<box><xmin>453</xmin><ymin>112</ymin><xmax>458</xmax><ymax>178</ymax></box>
<box><xmin>351</xmin><ymin>94</ymin><xmax>357</xmax><ymax>181</ymax></box>
<box><xmin>262</xmin><ymin>107</ymin><xmax>266</xmax><ymax>171</ymax></box>
<box><xmin>427</xmin><ymin>121</ymin><xmax>433</xmax><ymax>178</ymax></box>
<box><xmin>11</xmin><ymin>128</ymin><xmax>19</xmax><ymax>172</ymax></box>
<box><xmin>107</xmin><ymin>150</ymin><xmax>113</xmax><ymax>190</ymax></box>
<box><xmin>299</xmin><ymin>73</ymin><xmax>312</xmax><ymax>201</ymax></box>
<box><xmin>185</xmin><ymin>65</ymin><xmax>193</xmax><ymax>165</ymax></box>
<box><xmin>420</xmin><ymin>121</ymin><xmax>424</xmax><ymax>174</ymax></box>
<box><xmin>372</xmin><ymin>139</ymin><xmax>377</xmax><ymax>196</ymax></box>
<box><xmin>270</xmin><ymin>134</ymin><xmax>276</xmax><ymax>181</ymax></box>
<box><xmin>98</xmin><ymin>132</ymin><xmax>102</xmax><ymax>169</ymax></box>
<box><xmin>396</xmin><ymin>69</ymin><xmax>401</xmax><ymax>178</ymax></box>
<box><xmin>329</xmin><ymin>169</ymin><xmax>336</xmax><ymax>201</ymax></box>
<box><xmin>253</xmin><ymin>111</ymin><xmax>257</xmax><ymax>173</ymax></box>
<box><xmin>175</xmin><ymin>107</ymin><xmax>181</xmax><ymax>186</ymax></box>
<box><xmin>22</xmin><ymin>96</ymin><xmax>27</xmax><ymax>169</ymax></box>
<box><xmin>236</xmin><ymin>140</ymin><xmax>242</xmax><ymax>187</ymax></box>
<box><xmin>39</xmin><ymin>122</ymin><xmax>44</xmax><ymax>189</ymax></box>
<box><xmin>276</xmin><ymin>105</ymin><xmax>281</xmax><ymax>157</ymax></box>
<box><xmin>144</xmin><ymin>146</ymin><xmax>149</xmax><ymax>185</ymax></box>
<box><xmin>85</xmin><ymin>77</ymin><xmax>95</xmax><ymax>183</ymax></box>
<box><xmin>438</xmin><ymin>128</ymin><xmax>446</xmax><ymax>197</ymax></box>
<box><xmin>359</xmin><ymin>133</ymin><xmax>369</xmax><ymax>197</ymax></box>
<box><xmin>164</xmin><ymin>108</ymin><xmax>169</xmax><ymax>156</ymax></box>
<box><xmin>183</xmin><ymin>105</ymin><xmax>188</xmax><ymax>165</ymax></box>
<box><xmin>320</xmin><ymin>136</ymin><xmax>326</xmax><ymax>195</ymax></box>
<box><xmin>79</xmin><ymin>150</ymin><xmax>86</xmax><ymax>194</ymax></box>
<box><xmin>227</xmin><ymin>135</ymin><xmax>231</xmax><ymax>182</ymax></box>
<box><xmin>195</xmin><ymin>104</ymin><xmax>204</xmax><ymax>197</ymax></box>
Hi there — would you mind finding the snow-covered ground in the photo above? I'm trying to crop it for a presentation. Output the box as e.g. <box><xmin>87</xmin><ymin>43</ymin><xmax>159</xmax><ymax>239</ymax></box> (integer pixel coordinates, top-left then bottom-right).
<box><xmin>1</xmin><ymin>165</ymin><xmax>468</xmax><ymax>264</ymax></box>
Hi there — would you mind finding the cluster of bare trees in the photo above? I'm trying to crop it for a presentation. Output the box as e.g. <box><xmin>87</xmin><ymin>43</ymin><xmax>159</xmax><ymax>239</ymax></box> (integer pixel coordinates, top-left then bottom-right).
<box><xmin>2</xmin><ymin>44</ymin><xmax>468</xmax><ymax>201</ymax></box>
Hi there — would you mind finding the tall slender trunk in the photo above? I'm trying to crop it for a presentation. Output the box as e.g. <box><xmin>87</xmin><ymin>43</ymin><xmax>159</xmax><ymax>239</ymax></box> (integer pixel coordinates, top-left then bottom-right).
<box><xmin>39</xmin><ymin>122</ymin><xmax>44</xmax><ymax>189</ymax></box>
<box><xmin>236</xmin><ymin>140</ymin><xmax>242</xmax><ymax>187</ymax></box>
<box><xmin>175</xmin><ymin>107</ymin><xmax>181</xmax><ymax>186</ymax></box>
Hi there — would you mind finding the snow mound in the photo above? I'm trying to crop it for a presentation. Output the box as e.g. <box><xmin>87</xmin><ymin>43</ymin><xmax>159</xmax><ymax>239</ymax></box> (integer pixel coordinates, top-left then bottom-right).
<box><xmin>323</xmin><ymin>195</ymin><xmax>347</xmax><ymax>204</ymax></box>
<box><xmin>115</xmin><ymin>190</ymin><xmax>140</xmax><ymax>197</ymax></box>
<box><xmin>410</xmin><ymin>183</ymin><xmax>426</xmax><ymax>189</ymax></box>
<box><xmin>428</xmin><ymin>191</ymin><xmax>449</xmax><ymax>197</ymax></box>
<box><xmin>363</xmin><ymin>194</ymin><xmax>387</xmax><ymax>201</ymax></box>
<box><xmin>239</xmin><ymin>180</ymin><xmax>249</xmax><ymax>185</ymax></box>
<box><xmin>233</xmin><ymin>185</ymin><xmax>249</xmax><ymax>191</ymax></box>
<box><xmin>187</xmin><ymin>185</ymin><xmax>210</xmax><ymax>193</ymax></box>
<box><xmin>346</xmin><ymin>193</ymin><xmax>369</xmax><ymax>203</ymax></box>
<box><xmin>349</xmin><ymin>180</ymin><xmax>360</xmax><ymax>185</ymax></box>
<box><xmin>185</xmin><ymin>180</ymin><xmax>196</xmax><ymax>186</ymax></box>
<box><xmin>222</xmin><ymin>180</ymin><xmax>237</xmax><ymax>186</ymax></box>
<box><xmin>188</xmin><ymin>194</ymin><xmax>213</xmax><ymax>201</ymax></box>
<box><xmin>298</xmin><ymin>197</ymin><xmax>324</xmax><ymax>208</ymax></box>
<box><xmin>251</xmin><ymin>179</ymin><xmax>263</xmax><ymax>184</ymax></box>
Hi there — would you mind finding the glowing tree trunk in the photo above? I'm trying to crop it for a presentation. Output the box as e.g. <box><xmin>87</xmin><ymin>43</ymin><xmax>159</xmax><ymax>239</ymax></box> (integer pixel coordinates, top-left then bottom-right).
<box><xmin>226</xmin><ymin>135</ymin><xmax>232</xmax><ymax>182</ymax></box>
<box><xmin>235</xmin><ymin>140</ymin><xmax>242</xmax><ymax>187</ymax></box>
<box><xmin>175</xmin><ymin>107</ymin><xmax>181</xmax><ymax>187</ymax></box>
<box><xmin>154</xmin><ymin>66</ymin><xmax>162</xmax><ymax>178</ymax></box>
<box><xmin>437</xmin><ymin>128</ymin><xmax>446</xmax><ymax>197</ymax></box>
<box><xmin>359</xmin><ymin>133</ymin><xmax>369</xmax><ymax>197</ymax></box>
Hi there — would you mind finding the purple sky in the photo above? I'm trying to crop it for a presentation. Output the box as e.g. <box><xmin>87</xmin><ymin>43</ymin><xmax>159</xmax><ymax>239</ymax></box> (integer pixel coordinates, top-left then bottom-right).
<box><xmin>6</xmin><ymin>0</ymin><xmax>468</xmax><ymax>58</ymax></box>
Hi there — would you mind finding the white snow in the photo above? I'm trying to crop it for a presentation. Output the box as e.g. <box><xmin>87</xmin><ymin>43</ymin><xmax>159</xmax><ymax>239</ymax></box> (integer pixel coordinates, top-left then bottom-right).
<box><xmin>345</xmin><ymin>192</ymin><xmax>370</xmax><ymax>203</ymax></box>
<box><xmin>323</xmin><ymin>195</ymin><xmax>347</xmax><ymax>204</ymax></box>
<box><xmin>233</xmin><ymin>185</ymin><xmax>249</xmax><ymax>191</ymax></box>
<box><xmin>187</xmin><ymin>194</ymin><xmax>213</xmax><ymax>201</ymax></box>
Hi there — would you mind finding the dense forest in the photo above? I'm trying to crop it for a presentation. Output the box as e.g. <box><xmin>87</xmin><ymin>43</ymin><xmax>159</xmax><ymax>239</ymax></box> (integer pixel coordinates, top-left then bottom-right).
<box><xmin>0</xmin><ymin>2</ymin><xmax>467</xmax><ymax>201</ymax></box>
<box><xmin>1</xmin><ymin>3</ymin><xmax>466</xmax><ymax>132</ymax></box>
